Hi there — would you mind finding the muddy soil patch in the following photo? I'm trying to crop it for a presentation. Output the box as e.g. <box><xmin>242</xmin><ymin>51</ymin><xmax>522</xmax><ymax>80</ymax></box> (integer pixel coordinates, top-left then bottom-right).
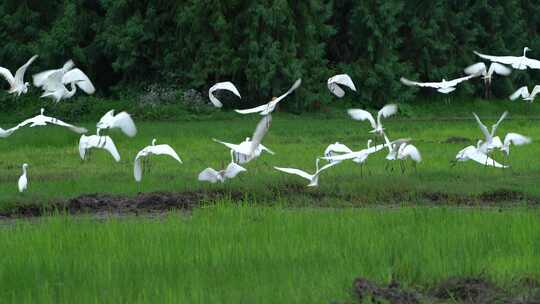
<box><xmin>0</xmin><ymin>190</ymin><xmax>243</xmax><ymax>219</ymax></box>
<box><xmin>353</xmin><ymin>276</ymin><xmax>540</xmax><ymax>303</ymax></box>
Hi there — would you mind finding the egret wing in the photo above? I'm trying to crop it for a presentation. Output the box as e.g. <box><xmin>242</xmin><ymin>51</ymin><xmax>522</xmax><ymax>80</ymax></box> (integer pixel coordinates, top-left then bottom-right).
<box><xmin>446</xmin><ymin>75</ymin><xmax>475</xmax><ymax>86</ymax></box>
<box><xmin>401</xmin><ymin>144</ymin><xmax>422</xmax><ymax>162</ymax></box>
<box><xmin>529</xmin><ymin>85</ymin><xmax>540</xmax><ymax>99</ymax></box>
<box><xmin>209</xmin><ymin>81</ymin><xmax>241</xmax><ymax>108</ymax></box>
<box><xmin>78</xmin><ymin>135</ymin><xmax>89</xmax><ymax>160</ymax></box>
<box><xmin>327</xmin><ymin>74</ymin><xmax>356</xmax><ymax>97</ymax></box>
<box><xmin>133</xmin><ymin>153</ymin><xmax>144</xmax><ymax>182</ymax></box>
<box><xmin>49</xmin><ymin>117</ymin><xmax>88</xmax><ymax>134</ymax></box>
<box><xmin>198</xmin><ymin>168</ymin><xmax>220</xmax><ymax>183</ymax></box>
<box><xmin>464</xmin><ymin>62</ymin><xmax>486</xmax><ymax>76</ymax></box>
<box><xmin>112</xmin><ymin>112</ymin><xmax>137</xmax><ymax>137</ymax></box>
<box><xmin>102</xmin><ymin>136</ymin><xmax>121</xmax><ymax>162</ymax></box>
<box><xmin>234</xmin><ymin>104</ymin><xmax>268</xmax><ymax>114</ymax></box>
<box><xmin>504</xmin><ymin>133</ymin><xmax>532</xmax><ymax>147</ymax></box>
<box><xmin>523</xmin><ymin>57</ymin><xmax>540</xmax><ymax>69</ymax></box>
<box><xmin>224</xmin><ymin>162</ymin><xmax>246</xmax><ymax>179</ymax></box>
<box><xmin>468</xmin><ymin>149</ymin><xmax>507</xmax><ymax>168</ymax></box>
<box><xmin>274</xmin><ymin>167</ymin><xmax>313</xmax><ymax>180</ymax></box>
<box><xmin>400</xmin><ymin>77</ymin><xmax>442</xmax><ymax>88</ymax></box>
<box><xmin>474</xmin><ymin>51</ymin><xmax>519</xmax><ymax>65</ymax></box>
<box><xmin>490</xmin><ymin>111</ymin><xmax>508</xmax><ymax>137</ymax></box>
<box><xmin>152</xmin><ymin>144</ymin><xmax>182</xmax><ymax>163</ymax></box>
<box><xmin>0</xmin><ymin>67</ymin><xmax>15</xmax><ymax>87</ymax></box>
<box><xmin>489</xmin><ymin>63</ymin><xmax>511</xmax><ymax>76</ymax></box>
<box><xmin>509</xmin><ymin>86</ymin><xmax>528</xmax><ymax>100</ymax></box>
<box><xmin>14</xmin><ymin>55</ymin><xmax>38</xmax><ymax>84</ymax></box>
<box><xmin>347</xmin><ymin>109</ymin><xmax>377</xmax><ymax>129</ymax></box>
<box><xmin>63</xmin><ymin>68</ymin><xmax>95</xmax><ymax>94</ymax></box>
<box><xmin>472</xmin><ymin>112</ymin><xmax>491</xmax><ymax>141</ymax></box>
<box><xmin>213</xmin><ymin>138</ymin><xmax>246</xmax><ymax>154</ymax></box>
<box><xmin>250</xmin><ymin>114</ymin><xmax>271</xmax><ymax>156</ymax></box>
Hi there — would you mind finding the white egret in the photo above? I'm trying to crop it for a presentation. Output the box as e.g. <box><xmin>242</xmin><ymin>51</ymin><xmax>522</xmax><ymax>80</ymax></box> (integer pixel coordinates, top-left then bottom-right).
<box><xmin>500</xmin><ymin>133</ymin><xmax>532</xmax><ymax>155</ymax></box>
<box><xmin>235</xmin><ymin>79</ymin><xmax>301</xmax><ymax>115</ymax></box>
<box><xmin>96</xmin><ymin>110</ymin><xmax>137</xmax><ymax>137</ymax></box>
<box><xmin>214</xmin><ymin>114</ymin><xmax>273</xmax><ymax>163</ymax></box>
<box><xmin>472</xmin><ymin>111</ymin><xmax>507</xmax><ymax>153</ymax></box>
<box><xmin>274</xmin><ymin>158</ymin><xmax>338</xmax><ymax>187</ymax></box>
<box><xmin>322</xmin><ymin>140</ymin><xmax>386</xmax><ymax>163</ymax></box>
<box><xmin>0</xmin><ymin>55</ymin><xmax>38</xmax><ymax>97</ymax></box>
<box><xmin>230</xmin><ymin>137</ymin><xmax>274</xmax><ymax>164</ymax></box>
<box><xmin>79</xmin><ymin>134</ymin><xmax>121</xmax><ymax>162</ymax></box>
<box><xmin>33</xmin><ymin>60</ymin><xmax>95</xmax><ymax>102</ymax></box>
<box><xmin>324</xmin><ymin>142</ymin><xmax>353</xmax><ymax>163</ymax></box>
<box><xmin>16</xmin><ymin>108</ymin><xmax>87</xmax><ymax>134</ymax></box>
<box><xmin>347</xmin><ymin>104</ymin><xmax>398</xmax><ymax>135</ymax></box>
<box><xmin>18</xmin><ymin>163</ymin><xmax>28</xmax><ymax>193</ymax></box>
<box><xmin>198</xmin><ymin>162</ymin><xmax>246</xmax><ymax>183</ymax></box>
<box><xmin>464</xmin><ymin>62</ymin><xmax>512</xmax><ymax>98</ymax></box>
<box><xmin>474</xmin><ymin>47</ymin><xmax>540</xmax><ymax>70</ymax></box>
<box><xmin>400</xmin><ymin>75</ymin><xmax>475</xmax><ymax>94</ymax></box>
<box><xmin>327</xmin><ymin>74</ymin><xmax>356</xmax><ymax>97</ymax></box>
<box><xmin>453</xmin><ymin>142</ymin><xmax>508</xmax><ymax>168</ymax></box>
<box><xmin>208</xmin><ymin>82</ymin><xmax>241</xmax><ymax>108</ymax></box>
<box><xmin>509</xmin><ymin>86</ymin><xmax>540</xmax><ymax>102</ymax></box>
<box><xmin>133</xmin><ymin>138</ymin><xmax>183</xmax><ymax>182</ymax></box>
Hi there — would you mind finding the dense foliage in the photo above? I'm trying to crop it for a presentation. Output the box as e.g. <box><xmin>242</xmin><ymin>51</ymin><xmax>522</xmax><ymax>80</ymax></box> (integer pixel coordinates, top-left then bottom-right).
<box><xmin>1</xmin><ymin>0</ymin><xmax>540</xmax><ymax>110</ymax></box>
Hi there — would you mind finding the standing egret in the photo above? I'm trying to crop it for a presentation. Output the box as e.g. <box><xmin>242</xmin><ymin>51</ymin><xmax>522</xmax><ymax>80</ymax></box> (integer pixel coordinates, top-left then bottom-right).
<box><xmin>198</xmin><ymin>162</ymin><xmax>246</xmax><ymax>183</ymax></box>
<box><xmin>235</xmin><ymin>79</ymin><xmax>301</xmax><ymax>115</ymax></box>
<box><xmin>274</xmin><ymin>158</ymin><xmax>338</xmax><ymax>187</ymax></box>
<box><xmin>96</xmin><ymin>110</ymin><xmax>137</xmax><ymax>137</ymax></box>
<box><xmin>464</xmin><ymin>62</ymin><xmax>512</xmax><ymax>98</ymax></box>
<box><xmin>327</xmin><ymin>74</ymin><xmax>356</xmax><ymax>98</ymax></box>
<box><xmin>400</xmin><ymin>75</ymin><xmax>475</xmax><ymax>94</ymax></box>
<box><xmin>509</xmin><ymin>86</ymin><xmax>540</xmax><ymax>102</ymax></box>
<box><xmin>33</xmin><ymin>60</ymin><xmax>95</xmax><ymax>102</ymax></box>
<box><xmin>134</xmin><ymin>139</ymin><xmax>183</xmax><ymax>182</ymax></box>
<box><xmin>0</xmin><ymin>55</ymin><xmax>38</xmax><ymax>97</ymax></box>
<box><xmin>79</xmin><ymin>134</ymin><xmax>121</xmax><ymax>162</ymax></box>
<box><xmin>16</xmin><ymin>108</ymin><xmax>87</xmax><ymax>134</ymax></box>
<box><xmin>452</xmin><ymin>142</ymin><xmax>508</xmax><ymax>168</ymax></box>
<box><xmin>18</xmin><ymin>163</ymin><xmax>28</xmax><ymax>193</ymax></box>
<box><xmin>209</xmin><ymin>82</ymin><xmax>241</xmax><ymax>108</ymax></box>
<box><xmin>474</xmin><ymin>47</ymin><xmax>540</xmax><ymax>70</ymax></box>
<box><xmin>347</xmin><ymin>104</ymin><xmax>398</xmax><ymax>135</ymax></box>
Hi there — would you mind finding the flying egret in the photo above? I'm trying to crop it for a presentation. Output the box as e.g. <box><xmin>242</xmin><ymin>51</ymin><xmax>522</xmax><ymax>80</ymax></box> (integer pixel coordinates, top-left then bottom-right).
<box><xmin>230</xmin><ymin>137</ymin><xmax>274</xmax><ymax>164</ymax></box>
<box><xmin>33</xmin><ymin>60</ymin><xmax>95</xmax><ymax>102</ymax></box>
<box><xmin>79</xmin><ymin>134</ymin><xmax>121</xmax><ymax>162</ymax></box>
<box><xmin>0</xmin><ymin>125</ymin><xmax>21</xmax><ymax>138</ymax></box>
<box><xmin>16</xmin><ymin>108</ymin><xmax>87</xmax><ymax>134</ymax></box>
<box><xmin>347</xmin><ymin>104</ymin><xmax>398</xmax><ymax>135</ymax></box>
<box><xmin>499</xmin><ymin>133</ymin><xmax>532</xmax><ymax>159</ymax></box>
<box><xmin>274</xmin><ymin>158</ymin><xmax>338</xmax><ymax>187</ymax></box>
<box><xmin>464</xmin><ymin>62</ymin><xmax>512</xmax><ymax>99</ymax></box>
<box><xmin>474</xmin><ymin>47</ymin><xmax>540</xmax><ymax>70</ymax></box>
<box><xmin>208</xmin><ymin>82</ymin><xmax>241</xmax><ymax>108</ymax></box>
<box><xmin>198</xmin><ymin>162</ymin><xmax>247</xmax><ymax>183</ymax></box>
<box><xmin>509</xmin><ymin>86</ymin><xmax>540</xmax><ymax>102</ymax></box>
<box><xmin>452</xmin><ymin>142</ymin><xmax>508</xmax><ymax>168</ymax></box>
<box><xmin>324</xmin><ymin>142</ymin><xmax>353</xmax><ymax>163</ymax></box>
<box><xmin>133</xmin><ymin>138</ymin><xmax>183</xmax><ymax>182</ymax></box>
<box><xmin>214</xmin><ymin>115</ymin><xmax>273</xmax><ymax>163</ymax></box>
<box><xmin>0</xmin><ymin>55</ymin><xmax>38</xmax><ymax>97</ymax></box>
<box><xmin>235</xmin><ymin>79</ymin><xmax>301</xmax><ymax>115</ymax></box>
<box><xmin>472</xmin><ymin>111</ymin><xmax>507</xmax><ymax>154</ymax></box>
<box><xmin>18</xmin><ymin>163</ymin><xmax>28</xmax><ymax>193</ymax></box>
<box><xmin>400</xmin><ymin>75</ymin><xmax>475</xmax><ymax>94</ymax></box>
<box><xmin>323</xmin><ymin>140</ymin><xmax>387</xmax><ymax>163</ymax></box>
<box><xmin>96</xmin><ymin>110</ymin><xmax>137</xmax><ymax>137</ymax></box>
<box><xmin>327</xmin><ymin>74</ymin><xmax>356</xmax><ymax>97</ymax></box>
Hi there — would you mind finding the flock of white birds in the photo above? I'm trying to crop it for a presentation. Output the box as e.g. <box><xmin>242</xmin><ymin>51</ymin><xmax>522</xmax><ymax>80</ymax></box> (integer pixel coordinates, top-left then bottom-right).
<box><xmin>0</xmin><ymin>48</ymin><xmax>537</xmax><ymax>192</ymax></box>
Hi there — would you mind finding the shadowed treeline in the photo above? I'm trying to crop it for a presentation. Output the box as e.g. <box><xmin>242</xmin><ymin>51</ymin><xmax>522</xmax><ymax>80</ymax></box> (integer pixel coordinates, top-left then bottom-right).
<box><xmin>1</xmin><ymin>1</ymin><xmax>540</xmax><ymax>109</ymax></box>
